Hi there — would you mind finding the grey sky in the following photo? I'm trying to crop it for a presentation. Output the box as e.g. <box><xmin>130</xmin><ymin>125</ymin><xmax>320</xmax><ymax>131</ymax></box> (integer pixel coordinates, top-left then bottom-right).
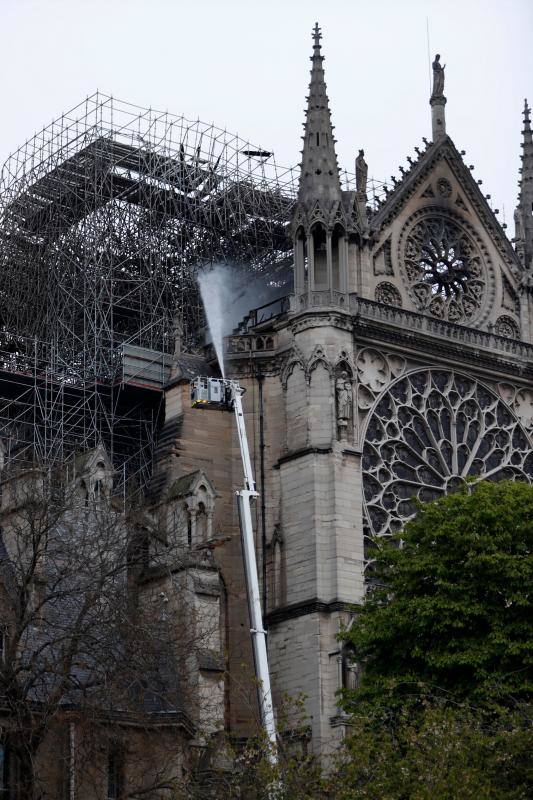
<box><xmin>1</xmin><ymin>0</ymin><xmax>532</xmax><ymax>226</ymax></box>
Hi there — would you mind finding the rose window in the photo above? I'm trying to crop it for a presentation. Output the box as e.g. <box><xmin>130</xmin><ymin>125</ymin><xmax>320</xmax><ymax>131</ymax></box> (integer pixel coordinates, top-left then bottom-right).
<box><xmin>403</xmin><ymin>216</ymin><xmax>487</xmax><ymax>323</ymax></box>
<box><xmin>363</xmin><ymin>370</ymin><xmax>533</xmax><ymax>537</ymax></box>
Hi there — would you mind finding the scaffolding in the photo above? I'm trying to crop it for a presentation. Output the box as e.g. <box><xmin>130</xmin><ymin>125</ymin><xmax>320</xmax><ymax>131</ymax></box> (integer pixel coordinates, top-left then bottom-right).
<box><xmin>0</xmin><ymin>93</ymin><xmax>298</xmax><ymax>493</ymax></box>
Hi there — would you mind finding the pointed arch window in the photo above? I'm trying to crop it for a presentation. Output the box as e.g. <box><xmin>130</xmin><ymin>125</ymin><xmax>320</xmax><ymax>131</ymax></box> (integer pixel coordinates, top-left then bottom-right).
<box><xmin>295</xmin><ymin>226</ymin><xmax>308</xmax><ymax>293</ymax></box>
<box><xmin>311</xmin><ymin>223</ymin><xmax>327</xmax><ymax>287</ymax></box>
<box><xmin>332</xmin><ymin>223</ymin><xmax>346</xmax><ymax>291</ymax></box>
<box><xmin>196</xmin><ymin>501</ymin><xmax>208</xmax><ymax>543</ymax></box>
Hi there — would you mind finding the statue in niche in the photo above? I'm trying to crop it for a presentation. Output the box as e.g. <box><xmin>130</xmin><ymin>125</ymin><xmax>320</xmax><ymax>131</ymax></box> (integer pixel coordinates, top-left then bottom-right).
<box><xmin>355</xmin><ymin>149</ymin><xmax>368</xmax><ymax>195</ymax></box>
<box><xmin>431</xmin><ymin>54</ymin><xmax>446</xmax><ymax>99</ymax></box>
<box><xmin>336</xmin><ymin>370</ymin><xmax>353</xmax><ymax>438</ymax></box>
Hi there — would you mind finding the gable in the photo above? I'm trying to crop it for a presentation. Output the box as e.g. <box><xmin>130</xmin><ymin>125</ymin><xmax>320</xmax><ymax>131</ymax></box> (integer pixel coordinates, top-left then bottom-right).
<box><xmin>372</xmin><ymin>137</ymin><xmax>516</xmax><ymax>268</ymax></box>
<box><xmin>366</xmin><ymin>139</ymin><xmax>522</xmax><ymax>335</ymax></box>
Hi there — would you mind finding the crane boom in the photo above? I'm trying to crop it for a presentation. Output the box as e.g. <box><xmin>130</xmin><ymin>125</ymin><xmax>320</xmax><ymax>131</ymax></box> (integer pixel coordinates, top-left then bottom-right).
<box><xmin>191</xmin><ymin>377</ymin><xmax>278</xmax><ymax>762</ymax></box>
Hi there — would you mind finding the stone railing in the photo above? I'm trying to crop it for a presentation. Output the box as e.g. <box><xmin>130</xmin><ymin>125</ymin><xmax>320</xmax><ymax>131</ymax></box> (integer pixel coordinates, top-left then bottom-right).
<box><xmin>296</xmin><ymin>290</ymin><xmax>349</xmax><ymax>310</ymax></box>
<box><xmin>225</xmin><ymin>333</ymin><xmax>276</xmax><ymax>355</ymax></box>
<box><xmin>352</xmin><ymin>296</ymin><xmax>533</xmax><ymax>359</ymax></box>
<box><xmin>220</xmin><ymin>292</ymin><xmax>533</xmax><ymax>364</ymax></box>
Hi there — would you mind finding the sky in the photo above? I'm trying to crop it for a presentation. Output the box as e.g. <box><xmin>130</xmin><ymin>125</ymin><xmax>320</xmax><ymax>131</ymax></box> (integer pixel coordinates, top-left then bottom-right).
<box><xmin>1</xmin><ymin>0</ymin><xmax>532</xmax><ymax>227</ymax></box>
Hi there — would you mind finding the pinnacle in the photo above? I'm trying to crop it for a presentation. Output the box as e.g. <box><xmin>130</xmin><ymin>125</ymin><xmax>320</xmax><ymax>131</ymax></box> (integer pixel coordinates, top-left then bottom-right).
<box><xmin>515</xmin><ymin>98</ymin><xmax>533</xmax><ymax>270</ymax></box>
<box><xmin>297</xmin><ymin>24</ymin><xmax>342</xmax><ymax>206</ymax></box>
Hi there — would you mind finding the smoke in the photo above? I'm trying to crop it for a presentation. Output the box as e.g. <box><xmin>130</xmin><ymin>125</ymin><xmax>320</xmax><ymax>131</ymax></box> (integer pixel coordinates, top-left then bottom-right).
<box><xmin>197</xmin><ymin>263</ymin><xmax>287</xmax><ymax>378</ymax></box>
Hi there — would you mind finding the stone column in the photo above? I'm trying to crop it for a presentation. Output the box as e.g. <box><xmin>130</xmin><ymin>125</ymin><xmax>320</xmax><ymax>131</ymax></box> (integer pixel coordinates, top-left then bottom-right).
<box><xmin>326</xmin><ymin>231</ymin><xmax>333</xmax><ymax>302</ymax></box>
<box><xmin>294</xmin><ymin>235</ymin><xmax>305</xmax><ymax>295</ymax></box>
<box><xmin>340</xmin><ymin>235</ymin><xmax>349</xmax><ymax>294</ymax></box>
<box><xmin>307</xmin><ymin>233</ymin><xmax>314</xmax><ymax>305</ymax></box>
<box><xmin>430</xmin><ymin>96</ymin><xmax>447</xmax><ymax>141</ymax></box>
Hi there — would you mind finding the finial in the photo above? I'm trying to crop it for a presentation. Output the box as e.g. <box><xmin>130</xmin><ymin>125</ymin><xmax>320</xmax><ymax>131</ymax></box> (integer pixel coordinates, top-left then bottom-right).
<box><xmin>523</xmin><ymin>99</ymin><xmax>532</xmax><ymax>140</ymax></box>
<box><xmin>313</xmin><ymin>22</ymin><xmax>322</xmax><ymax>51</ymax></box>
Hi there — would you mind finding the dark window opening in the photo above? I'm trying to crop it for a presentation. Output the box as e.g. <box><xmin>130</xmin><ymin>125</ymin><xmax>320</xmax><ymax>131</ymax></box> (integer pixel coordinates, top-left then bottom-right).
<box><xmin>316</xmin><ymin>132</ymin><xmax>319</xmax><ymax>146</ymax></box>
<box><xmin>0</xmin><ymin>742</ymin><xmax>22</xmax><ymax>800</ymax></box>
<box><xmin>0</xmin><ymin>744</ymin><xmax>5</xmax><ymax>797</ymax></box>
<box><xmin>107</xmin><ymin>746</ymin><xmax>124</xmax><ymax>800</ymax></box>
<box><xmin>197</xmin><ymin>502</ymin><xmax>207</xmax><ymax>542</ymax></box>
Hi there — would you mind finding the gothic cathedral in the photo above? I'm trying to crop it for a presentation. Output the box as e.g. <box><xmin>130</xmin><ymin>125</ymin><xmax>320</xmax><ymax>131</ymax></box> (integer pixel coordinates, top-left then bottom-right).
<box><xmin>159</xmin><ymin>24</ymin><xmax>533</xmax><ymax>753</ymax></box>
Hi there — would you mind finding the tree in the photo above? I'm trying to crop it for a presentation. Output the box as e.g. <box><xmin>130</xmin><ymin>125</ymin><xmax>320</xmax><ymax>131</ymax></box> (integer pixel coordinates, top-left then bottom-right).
<box><xmin>179</xmin><ymin>693</ymin><xmax>328</xmax><ymax>800</ymax></box>
<box><xmin>342</xmin><ymin>480</ymin><xmax>533</xmax><ymax>712</ymax></box>
<box><xmin>333</xmin><ymin>703</ymin><xmax>532</xmax><ymax>800</ymax></box>
<box><xmin>0</xmin><ymin>458</ymin><xmax>224</xmax><ymax>798</ymax></box>
<box><xmin>332</xmin><ymin>481</ymin><xmax>533</xmax><ymax>799</ymax></box>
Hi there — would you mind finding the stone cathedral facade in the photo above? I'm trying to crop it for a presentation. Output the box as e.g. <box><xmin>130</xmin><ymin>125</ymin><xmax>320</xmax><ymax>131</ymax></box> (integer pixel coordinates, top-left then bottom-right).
<box><xmin>156</xmin><ymin>25</ymin><xmax>533</xmax><ymax>755</ymax></box>
<box><xmin>1</xmin><ymin>23</ymin><xmax>532</xmax><ymax>798</ymax></box>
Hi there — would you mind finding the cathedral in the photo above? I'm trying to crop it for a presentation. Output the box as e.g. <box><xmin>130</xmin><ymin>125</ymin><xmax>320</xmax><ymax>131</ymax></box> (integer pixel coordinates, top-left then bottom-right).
<box><xmin>0</xmin><ymin>20</ymin><xmax>532</xmax><ymax>795</ymax></box>
<box><xmin>156</xmin><ymin>23</ymin><xmax>533</xmax><ymax>754</ymax></box>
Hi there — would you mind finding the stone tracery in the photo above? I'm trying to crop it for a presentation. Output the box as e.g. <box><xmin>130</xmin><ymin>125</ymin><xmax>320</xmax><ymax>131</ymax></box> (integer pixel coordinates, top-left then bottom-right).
<box><xmin>494</xmin><ymin>315</ymin><xmax>520</xmax><ymax>339</ymax></box>
<box><xmin>401</xmin><ymin>213</ymin><xmax>489</xmax><ymax>323</ymax></box>
<box><xmin>362</xmin><ymin>370</ymin><xmax>533</xmax><ymax>537</ymax></box>
<box><xmin>375</xmin><ymin>281</ymin><xmax>402</xmax><ymax>306</ymax></box>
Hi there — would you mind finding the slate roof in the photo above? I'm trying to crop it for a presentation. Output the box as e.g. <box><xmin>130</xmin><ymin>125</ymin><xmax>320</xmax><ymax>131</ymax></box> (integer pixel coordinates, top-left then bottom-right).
<box><xmin>166</xmin><ymin>470</ymin><xmax>201</xmax><ymax>500</ymax></box>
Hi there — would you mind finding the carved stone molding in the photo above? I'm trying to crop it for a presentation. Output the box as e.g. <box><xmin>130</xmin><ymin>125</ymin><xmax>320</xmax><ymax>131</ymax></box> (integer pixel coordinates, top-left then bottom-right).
<box><xmin>280</xmin><ymin>346</ymin><xmax>307</xmax><ymax>389</ymax></box>
<box><xmin>436</xmin><ymin>177</ymin><xmax>452</xmax><ymax>198</ymax></box>
<box><xmin>375</xmin><ymin>281</ymin><xmax>402</xmax><ymax>307</ymax></box>
<box><xmin>355</xmin><ymin>348</ymin><xmax>406</xmax><ymax>411</ymax></box>
<box><xmin>497</xmin><ymin>383</ymin><xmax>533</xmax><ymax>431</ymax></box>
<box><xmin>351</xmin><ymin>297</ymin><xmax>533</xmax><ymax>369</ymax></box>
<box><xmin>494</xmin><ymin>315</ymin><xmax>520</xmax><ymax>340</ymax></box>
<box><xmin>290</xmin><ymin>309</ymin><xmax>353</xmax><ymax>335</ymax></box>
<box><xmin>307</xmin><ymin>345</ymin><xmax>333</xmax><ymax>379</ymax></box>
<box><xmin>372</xmin><ymin>237</ymin><xmax>394</xmax><ymax>276</ymax></box>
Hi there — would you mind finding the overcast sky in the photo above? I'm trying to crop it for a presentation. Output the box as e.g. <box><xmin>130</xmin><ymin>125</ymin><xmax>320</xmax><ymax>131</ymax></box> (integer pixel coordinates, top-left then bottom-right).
<box><xmin>1</xmin><ymin>0</ymin><xmax>532</xmax><ymax>226</ymax></box>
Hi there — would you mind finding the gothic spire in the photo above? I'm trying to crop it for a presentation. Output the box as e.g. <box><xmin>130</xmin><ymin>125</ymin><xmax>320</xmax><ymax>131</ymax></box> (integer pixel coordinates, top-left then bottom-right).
<box><xmin>515</xmin><ymin>99</ymin><xmax>533</xmax><ymax>271</ymax></box>
<box><xmin>298</xmin><ymin>23</ymin><xmax>341</xmax><ymax>206</ymax></box>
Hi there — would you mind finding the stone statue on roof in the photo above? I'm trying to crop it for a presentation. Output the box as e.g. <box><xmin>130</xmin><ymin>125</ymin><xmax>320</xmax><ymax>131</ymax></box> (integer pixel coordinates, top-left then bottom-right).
<box><xmin>431</xmin><ymin>54</ymin><xmax>446</xmax><ymax>99</ymax></box>
<box><xmin>355</xmin><ymin>149</ymin><xmax>368</xmax><ymax>195</ymax></box>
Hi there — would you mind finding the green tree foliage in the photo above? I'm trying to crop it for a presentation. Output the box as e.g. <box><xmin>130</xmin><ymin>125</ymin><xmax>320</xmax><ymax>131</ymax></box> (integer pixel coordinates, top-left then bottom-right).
<box><xmin>334</xmin><ymin>704</ymin><xmax>532</xmax><ymax>800</ymax></box>
<box><xmin>342</xmin><ymin>481</ymin><xmax>533</xmax><ymax>712</ymax></box>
